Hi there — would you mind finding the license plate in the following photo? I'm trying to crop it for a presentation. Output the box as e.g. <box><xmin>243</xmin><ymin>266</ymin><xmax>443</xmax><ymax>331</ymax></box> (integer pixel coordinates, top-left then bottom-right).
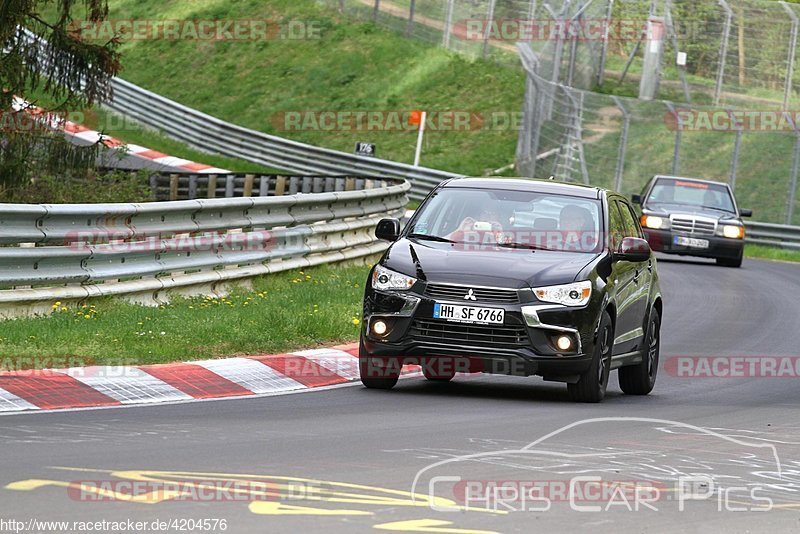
<box><xmin>674</xmin><ymin>235</ymin><xmax>709</xmax><ymax>249</ymax></box>
<box><xmin>433</xmin><ymin>303</ymin><xmax>504</xmax><ymax>324</ymax></box>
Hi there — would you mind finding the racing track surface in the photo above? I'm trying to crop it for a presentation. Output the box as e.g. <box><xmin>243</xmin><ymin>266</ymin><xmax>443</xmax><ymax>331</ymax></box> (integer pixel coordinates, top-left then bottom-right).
<box><xmin>1</xmin><ymin>256</ymin><xmax>799</xmax><ymax>533</ymax></box>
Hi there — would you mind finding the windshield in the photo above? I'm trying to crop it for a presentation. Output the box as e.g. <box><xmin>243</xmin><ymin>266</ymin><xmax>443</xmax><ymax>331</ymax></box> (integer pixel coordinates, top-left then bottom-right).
<box><xmin>407</xmin><ymin>187</ymin><xmax>603</xmax><ymax>253</ymax></box>
<box><xmin>646</xmin><ymin>178</ymin><xmax>735</xmax><ymax>213</ymax></box>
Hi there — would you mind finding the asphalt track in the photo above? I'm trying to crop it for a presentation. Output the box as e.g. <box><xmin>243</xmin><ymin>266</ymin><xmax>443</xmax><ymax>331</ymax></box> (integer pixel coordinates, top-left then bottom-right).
<box><xmin>1</xmin><ymin>256</ymin><xmax>800</xmax><ymax>533</ymax></box>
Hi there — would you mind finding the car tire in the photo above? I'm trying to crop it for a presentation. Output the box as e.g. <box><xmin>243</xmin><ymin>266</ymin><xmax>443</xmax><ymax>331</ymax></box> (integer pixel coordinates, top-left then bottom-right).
<box><xmin>716</xmin><ymin>251</ymin><xmax>743</xmax><ymax>268</ymax></box>
<box><xmin>567</xmin><ymin>310</ymin><xmax>613</xmax><ymax>403</ymax></box>
<box><xmin>619</xmin><ymin>308</ymin><xmax>660</xmax><ymax>395</ymax></box>
<box><xmin>359</xmin><ymin>340</ymin><xmax>399</xmax><ymax>390</ymax></box>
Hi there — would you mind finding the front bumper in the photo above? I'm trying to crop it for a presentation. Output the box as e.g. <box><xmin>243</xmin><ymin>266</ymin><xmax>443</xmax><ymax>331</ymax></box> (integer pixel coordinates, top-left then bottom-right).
<box><xmin>361</xmin><ymin>287</ymin><xmax>600</xmax><ymax>380</ymax></box>
<box><xmin>643</xmin><ymin>228</ymin><xmax>744</xmax><ymax>259</ymax></box>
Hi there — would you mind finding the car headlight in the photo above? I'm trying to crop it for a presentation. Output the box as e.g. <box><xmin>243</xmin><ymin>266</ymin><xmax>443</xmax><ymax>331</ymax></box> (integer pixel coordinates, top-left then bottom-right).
<box><xmin>640</xmin><ymin>215</ymin><xmax>665</xmax><ymax>230</ymax></box>
<box><xmin>722</xmin><ymin>225</ymin><xmax>744</xmax><ymax>239</ymax></box>
<box><xmin>533</xmin><ymin>280</ymin><xmax>592</xmax><ymax>307</ymax></box>
<box><xmin>372</xmin><ymin>265</ymin><xmax>416</xmax><ymax>291</ymax></box>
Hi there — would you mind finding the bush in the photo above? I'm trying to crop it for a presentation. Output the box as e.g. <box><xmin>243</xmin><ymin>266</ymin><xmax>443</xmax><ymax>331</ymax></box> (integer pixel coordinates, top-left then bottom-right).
<box><xmin>6</xmin><ymin>170</ymin><xmax>153</xmax><ymax>204</ymax></box>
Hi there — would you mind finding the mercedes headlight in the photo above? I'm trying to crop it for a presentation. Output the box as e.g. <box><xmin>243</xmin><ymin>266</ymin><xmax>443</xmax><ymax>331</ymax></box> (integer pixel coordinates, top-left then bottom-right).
<box><xmin>721</xmin><ymin>225</ymin><xmax>744</xmax><ymax>239</ymax></box>
<box><xmin>533</xmin><ymin>280</ymin><xmax>592</xmax><ymax>307</ymax></box>
<box><xmin>372</xmin><ymin>265</ymin><xmax>416</xmax><ymax>291</ymax></box>
<box><xmin>640</xmin><ymin>215</ymin><xmax>665</xmax><ymax>230</ymax></box>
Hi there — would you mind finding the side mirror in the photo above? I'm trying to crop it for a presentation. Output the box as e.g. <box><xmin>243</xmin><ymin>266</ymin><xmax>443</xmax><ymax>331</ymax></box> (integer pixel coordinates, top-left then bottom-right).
<box><xmin>614</xmin><ymin>237</ymin><xmax>651</xmax><ymax>263</ymax></box>
<box><xmin>631</xmin><ymin>194</ymin><xmax>642</xmax><ymax>205</ymax></box>
<box><xmin>375</xmin><ymin>218</ymin><xmax>401</xmax><ymax>242</ymax></box>
<box><xmin>739</xmin><ymin>208</ymin><xmax>753</xmax><ymax>218</ymax></box>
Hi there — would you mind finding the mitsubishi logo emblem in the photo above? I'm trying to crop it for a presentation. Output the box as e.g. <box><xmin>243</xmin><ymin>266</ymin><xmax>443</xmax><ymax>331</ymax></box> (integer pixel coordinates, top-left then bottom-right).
<box><xmin>464</xmin><ymin>289</ymin><xmax>477</xmax><ymax>301</ymax></box>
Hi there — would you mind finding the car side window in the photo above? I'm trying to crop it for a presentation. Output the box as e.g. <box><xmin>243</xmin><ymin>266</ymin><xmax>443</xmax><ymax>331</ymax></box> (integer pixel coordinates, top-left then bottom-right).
<box><xmin>620</xmin><ymin>201</ymin><xmax>644</xmax><ymax>239</ymax></box>
<box><xmin>608</xmin><ymin>200</ymin><xmax>625</xmax><ymax>251</ymax></box>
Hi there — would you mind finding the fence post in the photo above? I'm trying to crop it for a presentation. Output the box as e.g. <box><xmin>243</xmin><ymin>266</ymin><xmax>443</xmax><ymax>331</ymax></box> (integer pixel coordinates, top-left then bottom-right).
<box><xmin>527</xmin><ymin>0</ymin><xmax>538</xmax><ymax>20</ymax></box>
<box><xmin>612</xmin><ymin>96</ymin><xmax>630</xmax><ymax>192</ymax></box>
<box><xmin>483</xmin><ymin>0</ymin><xmax>498</xmax><ymax>58</ymax></box>
<box><xmin>780</xmin><ymin>2</ymin><xmax>798</xmax><ymax>108</ymax></box>
<box><xmin>597</xmin><ymin>0</ymin><xmax>613</xmax><ymax>87</ymax></box>
<box><xmin>443</xmin><ymin>0</ymin><xmax>455</xmax><ymax>48</ymax></box>
<box><xmin>407</xmin><ymin>0</ymin><xmax>416</xmax><ymax>37</ymax></box>
<box><xmin>339</xmin><ymin>0</ymin><xmax>345</xmax><ymax>13</ymax></box>
<box><xmin>714</xmin><ymin>0</ymin><xmax>732</xmax><ymax>106</ymax></box>
<box><xmin>789</xmin><ymin>131</ymin><xmax>800</xmax><ymax>225</ymax></box>
<box><xmin>666</xmin><ymin>102</ymin><xmax>681</xmax><ymax>175</ymax></box>
<box><xmin>373</xmin><ymin>0</ymin><xmax>380</xmax><ymax>22</ymax></box>
<box><xmin>729</xmin><ymin>110</ymin><xmax>742</xmax><ymax>191</ymax></box>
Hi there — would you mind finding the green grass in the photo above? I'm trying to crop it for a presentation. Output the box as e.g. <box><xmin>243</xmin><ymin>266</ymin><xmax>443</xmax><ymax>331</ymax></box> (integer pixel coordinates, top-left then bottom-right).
<box><xmin>0</xmin><ymin>264</ymin><xmax>370</xmax><ymax>368</ymax></box>
<box><xmin>744</xmin><ymin>244</ymin><xmax>800</xmax><ymax>263</ymax></box>
<box><xmin>42</xmin><ymin>0</ymin><xmax>524</xmax><ymax>177</ymax></box>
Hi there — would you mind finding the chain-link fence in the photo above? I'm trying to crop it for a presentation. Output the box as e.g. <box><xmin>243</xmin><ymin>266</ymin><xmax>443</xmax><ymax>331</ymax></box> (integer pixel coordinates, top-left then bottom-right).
<box><xmin>517</xmin><ymin>42</ymin><xmax>800</xmax><ymax>225</ymax></box>
<box><xmin>326</xmin><ymin>0</ymin><xmax>800</xmax><ymax>223</ymax></box>
<box><xmin>326</xmin><ymin>0</ymin><xmax>800</xmax><ymax>105</ymax></box>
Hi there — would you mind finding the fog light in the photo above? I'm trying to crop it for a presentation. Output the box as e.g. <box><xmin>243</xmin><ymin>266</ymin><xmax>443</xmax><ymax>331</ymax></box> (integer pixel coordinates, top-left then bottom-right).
<box><xmin>556</xmin><ymin>335</ymin><xmax>573</xmax><ymax>352</ymax></box>
<box><xmin>372</xmin><ymin>320</ymin><xmax>388</xmax><ymax>336</ymax></box>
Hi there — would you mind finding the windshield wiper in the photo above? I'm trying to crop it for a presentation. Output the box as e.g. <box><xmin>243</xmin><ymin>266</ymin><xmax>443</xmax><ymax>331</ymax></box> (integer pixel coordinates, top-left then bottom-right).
<box><xmin>697</xmin><ymin>205</ymin><xmax>735</xmax><ymax>214</ymax></box>
<box><xmin>497</xmin><ymin>242</ymin><xmax>544</xmax><ymax>251</ymax></box>
<box><xmin>407</xmin><ymin>233</ymin><xmax>455</xmax><ymax>243</ymax></box>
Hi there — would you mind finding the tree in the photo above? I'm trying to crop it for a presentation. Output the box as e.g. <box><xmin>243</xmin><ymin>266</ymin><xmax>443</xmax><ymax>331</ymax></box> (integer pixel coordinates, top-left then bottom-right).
<box><xmin>0</xmin><ymin>0</ymin><xmax>121</xmax><ymax>197</ymax></box>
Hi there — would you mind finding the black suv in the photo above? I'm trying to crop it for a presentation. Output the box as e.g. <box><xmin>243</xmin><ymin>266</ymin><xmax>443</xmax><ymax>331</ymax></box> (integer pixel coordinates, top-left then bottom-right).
<box><xmin>633</xmin><ymin>175</ymin><xmax>752</xmax><ymax>268</ymax></box>
<box><xmin>359</xmin><ymin>178</ymin><xmax>663</xmax><ymax>402</ymax></box>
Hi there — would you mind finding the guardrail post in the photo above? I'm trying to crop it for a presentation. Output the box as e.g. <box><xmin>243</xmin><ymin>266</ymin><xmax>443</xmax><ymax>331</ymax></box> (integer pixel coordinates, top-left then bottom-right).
<box><xmin>275</xmin><ymin>176</ymin><xmax>287</xmax><ymax>196</ymax></box>
<box><xmin>149</xmin><ymin>174</ymin><xmax>158</xmax><ymax>200</ymax></box>
<box><xmin>346</xmin><ymin>177</ymin><xmax>356</xmax><ymax>191</ymax></box>
<box><xmin>225</xmin><ymin>175</ymin><xmax>235</xmax><ymax>198</ymax></box>
<box><xmin>188</xmin><ymin>175</ymin><xmax>198</xmax><ymax>199</ymax></box>
<box><xmin>259</xmin><ymin>176</ymin><xmax>269</xmax><ymax>196</ymax></box>
<box><xmin>243</xmin><ymin>174</ymin><xmax>255</xmax><ymax>197</ymax></box>
<box><xmin>207</xmin><ymin>175</ymin><xmax>217</xmax><ymax>198</ymax></box>
<box><xmin>169</xmin><ymin>174</ymin><xmax>179</xmax><ymax>201</ymax></box>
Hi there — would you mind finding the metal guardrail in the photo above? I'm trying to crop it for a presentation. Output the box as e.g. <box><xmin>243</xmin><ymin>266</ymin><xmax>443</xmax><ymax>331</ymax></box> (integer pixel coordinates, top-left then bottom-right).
<box><xmin>0</xmin><ymin>176</ymin><xmax>410</xmax><ymax>318</ymax></box>
<box><xmin>144</xmin><ymin>172</ymin><xmax>397</xmax><ymax>201</ymax></box>
<box><xmin>745</xmin><ymin>221</ymin><xmax>800</xmax><ymax>250</ymax></box>
<box><xmin>107</xmin><ymin>78</ymin><xmax>456</xmax><ymax>201</ymax></box>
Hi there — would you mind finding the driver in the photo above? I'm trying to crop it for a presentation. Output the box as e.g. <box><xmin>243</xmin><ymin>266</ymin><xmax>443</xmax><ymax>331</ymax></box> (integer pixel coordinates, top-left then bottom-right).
<box><xmin>559</xmin><ymin>205</ymin><xmax>596</xmax><ymax>251</ymax></box>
